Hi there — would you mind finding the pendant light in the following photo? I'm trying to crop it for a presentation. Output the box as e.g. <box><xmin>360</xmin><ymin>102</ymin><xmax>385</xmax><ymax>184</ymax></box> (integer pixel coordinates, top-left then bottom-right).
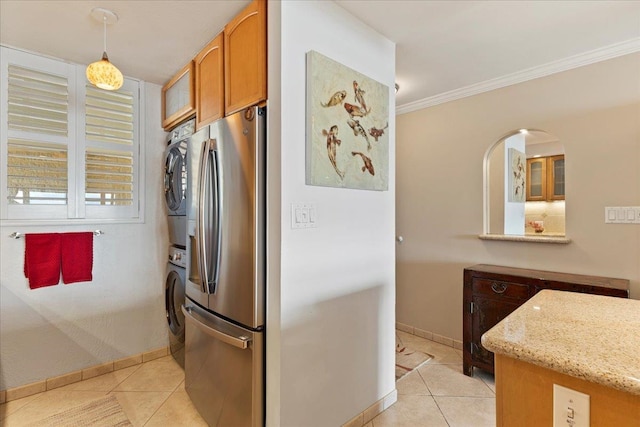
<box><xmin>86</xmin><ymin>8</ymin><xmax>123</xmax><ymax>91</ymax></box>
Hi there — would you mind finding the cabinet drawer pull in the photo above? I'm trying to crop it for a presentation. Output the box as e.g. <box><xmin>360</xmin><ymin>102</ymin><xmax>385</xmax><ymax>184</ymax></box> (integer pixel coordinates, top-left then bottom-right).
<box><xmin>491</xmin><ymin>282</ymin><xmax>507</xmax><ymax>294</ymax></box>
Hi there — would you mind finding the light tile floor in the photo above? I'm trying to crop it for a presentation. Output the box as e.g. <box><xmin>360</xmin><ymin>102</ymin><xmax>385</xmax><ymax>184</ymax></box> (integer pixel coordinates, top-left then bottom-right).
<box><xmin>367</xmin><ymin>331</ymin><xmax>496</xmax><ymax>427</ymax></box>
<box><xmin>0</xmin><ymin>352</ymin><xmax>208</xmax><ymax>426</ymax></box>
<box><xmin>0</xmin><ymin>331</ymin><xmax>495</xmax><ymax>426</ymax></box>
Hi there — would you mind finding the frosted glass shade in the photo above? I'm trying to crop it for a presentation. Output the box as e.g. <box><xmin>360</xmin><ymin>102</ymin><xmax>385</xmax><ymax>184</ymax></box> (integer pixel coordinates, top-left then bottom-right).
<box><xmin>86</xmin><ymin>52</ymin><xmax>123</xmax><ymax>91</ymax></box>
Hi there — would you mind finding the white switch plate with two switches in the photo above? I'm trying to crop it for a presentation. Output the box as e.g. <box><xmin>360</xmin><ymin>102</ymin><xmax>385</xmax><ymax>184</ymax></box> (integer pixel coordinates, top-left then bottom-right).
<box><xmin>553</xmin><ymin>384</ymin><xmax>589</xmax><ymax>427</ymax></box>
<box><xmin>291</xmin><ymin>203</ymin><xmax>317</xmax><ymax>229</ymax></box>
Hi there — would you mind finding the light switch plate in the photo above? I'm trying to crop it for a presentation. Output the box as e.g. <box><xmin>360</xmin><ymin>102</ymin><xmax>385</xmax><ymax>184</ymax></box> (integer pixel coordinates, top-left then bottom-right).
<box><xmin>553</xmin><ymin>384</ymin><xmax>589</xmax><ymax>427</ymax></box>
<box><xmin>291</xmin><ymin>203</ymin><xmax>317</xmax><ymax>229</ymax></box>
<box><xmin>605</xmin><ymin>207</ymin><xmax>640</xmax><ymax>224</ymax></box>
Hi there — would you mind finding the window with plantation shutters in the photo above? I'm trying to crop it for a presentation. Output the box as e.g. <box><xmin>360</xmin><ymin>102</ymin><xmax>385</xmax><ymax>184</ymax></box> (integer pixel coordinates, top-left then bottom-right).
<box><xmin>1</xmin><ymin>46</ymin><xmax>143</xmax><ymax>222</ymax></box>
<box><xmin>84</xmin><ymin>85</ymin><xmax>137</xmax><ymax>212</ymax></box>
<box><xmin>7</xmin><ymin>64</ymin><xmax>69</xmax><ymax>207</ymax></box>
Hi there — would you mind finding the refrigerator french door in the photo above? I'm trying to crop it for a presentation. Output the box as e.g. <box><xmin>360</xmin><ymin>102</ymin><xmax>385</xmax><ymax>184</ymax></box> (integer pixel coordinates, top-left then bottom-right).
<box><xmin>184</xmin><ymin>106</ymin><xmax>265</xmax><ymax>427</ymax></box>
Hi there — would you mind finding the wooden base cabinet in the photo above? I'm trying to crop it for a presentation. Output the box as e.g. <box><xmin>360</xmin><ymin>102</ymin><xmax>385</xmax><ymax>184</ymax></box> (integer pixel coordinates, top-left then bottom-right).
<box><xmin>463</xmin><ymin>265</ymin><xmax>628</xmax><ymax>377</ymax></box>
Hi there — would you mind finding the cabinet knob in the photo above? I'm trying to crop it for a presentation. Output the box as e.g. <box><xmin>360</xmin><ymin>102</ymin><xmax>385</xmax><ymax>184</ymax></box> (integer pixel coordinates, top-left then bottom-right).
<box><xmin>396</xmin><ymin>235</ymin><xmax>404</xmax><ymax>244</ymax></box>
<box><xmin>491</xmin><ymin>282</ymin><xmax>508</xmax><ymax>294</ymax></box>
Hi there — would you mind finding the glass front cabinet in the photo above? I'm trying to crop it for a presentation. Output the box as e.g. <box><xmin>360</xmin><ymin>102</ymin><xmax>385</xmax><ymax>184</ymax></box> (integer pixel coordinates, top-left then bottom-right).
<box><xmin>162</xmin><ymin>62</ymin><xmax>195</xmax><ymax>131</ymax></box>
<box><xmin>526</xmin><ymin>155</ymin><xmax>564</xmax><ymax>201</ymax></box>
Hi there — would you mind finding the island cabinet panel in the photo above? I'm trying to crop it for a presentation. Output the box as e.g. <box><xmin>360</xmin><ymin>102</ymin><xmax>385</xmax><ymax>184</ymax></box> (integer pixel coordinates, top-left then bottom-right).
<box><xmin>195</xmin><ymin>32</ymin><xmax>224</xmax><ymax>130</ymax></box>
<box><xmin>495</xmin><ymin>354</ymin><xmax>640</xmax><ymax>427</ymax></box>
<box><xmin>463</xmin><ymin>264</ymin><xmax>629</xmax><ymax>377</ymax></box>
<box><xmin>224</xmin><ymin>0</ymin><xmax>267</xmax><ymax>115</ymax></box>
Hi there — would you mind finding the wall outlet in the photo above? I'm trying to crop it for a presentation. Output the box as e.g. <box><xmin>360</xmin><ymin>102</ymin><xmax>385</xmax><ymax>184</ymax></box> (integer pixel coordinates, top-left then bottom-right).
<box><xmin>553</xmin><ymin>384</ymin><xmax>589</xmax><ymax>427</ymax></box>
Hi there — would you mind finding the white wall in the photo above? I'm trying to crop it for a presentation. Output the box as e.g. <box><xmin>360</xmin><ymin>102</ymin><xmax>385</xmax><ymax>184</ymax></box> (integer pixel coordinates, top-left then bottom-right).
<box><xmin>267</xmin><ymin>2</ymin><xmax>396</xmax><ymax>426</ymax></box>
<box><xmin>503</xmin><ymin>134</ymin><xmax>525</xmax><ymax>234</ymax></box>
<box><xmin>0</xmin><ymin>83</ymin><xmax>169</xmax><ymax>390</ymax></box>
<box><xmin>396</xmin><ymin>53</ymin><xmax>640</xmax><ymax>341</ymax></box>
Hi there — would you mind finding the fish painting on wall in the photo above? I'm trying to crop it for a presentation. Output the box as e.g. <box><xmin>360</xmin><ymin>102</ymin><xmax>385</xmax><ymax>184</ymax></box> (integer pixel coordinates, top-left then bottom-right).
<box><xmin>306</xmin><ymin>50</ymin><xmax>389</xmax><ymax>191</ymax></box>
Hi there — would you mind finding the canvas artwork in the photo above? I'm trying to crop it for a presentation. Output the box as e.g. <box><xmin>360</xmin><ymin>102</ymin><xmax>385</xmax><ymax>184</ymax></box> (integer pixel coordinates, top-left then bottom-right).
<box><xmin>306</xmin><ymin>50</ymin><xmax>389</xmax><ymax>191</ymax></box>
<box><xmin>508</xmin><ymin>148</ymin><xmax>526</xmax><ymax>202</ymax></box>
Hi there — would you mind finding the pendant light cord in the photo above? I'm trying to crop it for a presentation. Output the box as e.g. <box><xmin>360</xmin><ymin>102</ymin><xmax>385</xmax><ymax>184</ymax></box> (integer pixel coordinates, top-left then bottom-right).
<box><xmin>103</xmin><ymin>15</ymin><xmax>107</xmax><ymax>53</ymax></box>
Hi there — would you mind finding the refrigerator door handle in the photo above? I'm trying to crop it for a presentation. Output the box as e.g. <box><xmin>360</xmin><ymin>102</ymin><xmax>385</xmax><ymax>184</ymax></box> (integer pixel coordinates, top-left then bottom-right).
<box><xmin>182</xmin><ymin>305</ymin><xmax>251</xmax><ymax>350</ymax></box>
<box><xmin>196</xmin><ymin>139</ymin><xmax>209</xmax><ymax>293</ymax></box>
<box><xmin>196</xmin><ymin>138</ymin><xmax>222</xmax><ymax>294</ymax></box>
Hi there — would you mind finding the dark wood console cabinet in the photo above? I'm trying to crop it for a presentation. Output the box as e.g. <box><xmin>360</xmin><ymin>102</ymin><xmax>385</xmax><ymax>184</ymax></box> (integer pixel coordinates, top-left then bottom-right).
<box><xmin>463</xmin><ymin>264</ymin><xmax>629</xmax><ymax>377</ymax></box>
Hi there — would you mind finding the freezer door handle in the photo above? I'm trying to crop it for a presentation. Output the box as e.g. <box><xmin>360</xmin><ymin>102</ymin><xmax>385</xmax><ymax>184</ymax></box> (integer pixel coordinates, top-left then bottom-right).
<box><xmin>196</xmin><ymin>138</ymin><xmax>222</xmax><ymax>294</ymax></box>
<box><xmin>182</xmin><ymin>305</ymin><xmax>251</xmax><ymax>349</ymax></box>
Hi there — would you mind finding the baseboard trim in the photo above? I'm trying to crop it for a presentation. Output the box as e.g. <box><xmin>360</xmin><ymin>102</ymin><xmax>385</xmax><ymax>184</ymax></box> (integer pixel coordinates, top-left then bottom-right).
<box><xmin>0</xmin><ymin>346</ymin><xmax>170</xmax><ymax>403</ymax></box>
<box><xmin>396</xmin><ymin>322</ymin><xmax>463</xmax><ymax>351</ymax></box>
<box><xmin>342</xmin><ymin>389</ymin><xmax>398</xmax><ymax>427</ymax></box>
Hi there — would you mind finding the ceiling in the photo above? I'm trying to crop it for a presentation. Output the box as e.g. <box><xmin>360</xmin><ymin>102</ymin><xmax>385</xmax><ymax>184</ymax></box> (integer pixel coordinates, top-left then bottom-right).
<box><xmin>2</xmin><ymin>1</ymin><xmax>639</xmax><ymax>112</ymax></box>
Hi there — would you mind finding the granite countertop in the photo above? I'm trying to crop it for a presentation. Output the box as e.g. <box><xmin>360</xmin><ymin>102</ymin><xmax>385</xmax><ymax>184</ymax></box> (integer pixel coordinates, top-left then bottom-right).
<box><xmin>482</xmin><ymin>289</ymin><xmax>640</xmax><ymax>396</ymax></box>
<box><xmin>478</xmin><ymin>234</ymin><xmax>571</xmax><ymax>244</ymax></box>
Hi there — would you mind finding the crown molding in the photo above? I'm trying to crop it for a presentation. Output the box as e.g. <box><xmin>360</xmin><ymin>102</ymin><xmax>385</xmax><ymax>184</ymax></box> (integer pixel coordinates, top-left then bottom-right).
<box><xmin>396</xmin><ymin>37</ymin><xmax>640</xmax><ymax>116</ymax></box>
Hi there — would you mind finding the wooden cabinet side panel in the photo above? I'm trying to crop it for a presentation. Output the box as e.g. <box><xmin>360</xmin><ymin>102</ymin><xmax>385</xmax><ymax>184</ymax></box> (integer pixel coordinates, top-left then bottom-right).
<box><xmin>195</xmin><ymin>33</ymin><xmax>224</xmax><ymax>130</ymax></box>
<box><xmin>496</xmin><ymin>354</ymin><xmax>640</xmax><ymax>427</ymax></box>
<box><xmin>463</xmin><ymin>270</ymin><xmax>473</xmax><ymax>376</ymax></box>
<box><xmin>224</xmin><ymin>0</ymin><xmax>267</xmax><ymax>115</ymax></box>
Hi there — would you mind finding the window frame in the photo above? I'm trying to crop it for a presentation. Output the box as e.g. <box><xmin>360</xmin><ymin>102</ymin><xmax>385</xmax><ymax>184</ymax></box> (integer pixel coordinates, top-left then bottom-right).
<box><xmin>0</xmin><ymin>46</ymin><xmax>146</xmax><ymax>225</ymax></box>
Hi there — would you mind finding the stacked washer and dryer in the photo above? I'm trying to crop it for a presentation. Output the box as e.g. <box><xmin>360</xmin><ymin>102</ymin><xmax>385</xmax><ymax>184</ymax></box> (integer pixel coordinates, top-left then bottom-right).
<box><xmin>163</xmin><ymin>119</ymin><xmax>195</xmax><ymax>367</ymax></box>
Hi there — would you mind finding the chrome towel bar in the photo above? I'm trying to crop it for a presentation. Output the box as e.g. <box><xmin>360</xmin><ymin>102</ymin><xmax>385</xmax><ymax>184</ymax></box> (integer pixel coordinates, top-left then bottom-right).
<box><xmin>9</xmin><ymin>230</ymin><xmax>105</xmax><ymax>239</ymax></box>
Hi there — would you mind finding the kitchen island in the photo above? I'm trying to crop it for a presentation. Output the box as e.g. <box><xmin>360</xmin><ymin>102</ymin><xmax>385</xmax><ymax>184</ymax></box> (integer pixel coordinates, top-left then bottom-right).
<box><xmin>482</xmin><ymin>289</ymin><xmax>640</xmax><ymax>426</ymax></box>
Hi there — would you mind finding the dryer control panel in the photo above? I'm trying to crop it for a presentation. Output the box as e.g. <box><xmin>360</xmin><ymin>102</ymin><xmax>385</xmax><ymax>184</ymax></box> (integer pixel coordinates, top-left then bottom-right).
<box><xmin>169</xmin><ymin>246</ymin><xmax>187</xmax><ymax>269</ymax></box>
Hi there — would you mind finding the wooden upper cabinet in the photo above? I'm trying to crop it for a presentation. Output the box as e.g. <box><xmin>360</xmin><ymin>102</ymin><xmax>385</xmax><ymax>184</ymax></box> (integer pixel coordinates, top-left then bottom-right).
<box><xmin>195</xmin><ymin>32</ymin><xmax>224</xmax><ymax>130</ymax></box>
<box><xmin>162</xmin><ymin>61</ymin><xmax>195</xmax><ymax>131</ymax></box>
<box><xmin>224</xmin><ymin>0</ymin><xmax>267</xmax><ymax>115</ymax></box>
<box><xmin>526</xmin><ymin>155</ymin><xmax>564</xmax><ymax>201</ymax></box>
<box><xmin>526</xmin><ymin>157</ymin><xmax>547</xmax><ymax>201</ymax></box>
<box><xmin>547</xmin><ymin>155</ymin><xmax>565</xmax><ymax>200</ymax></box>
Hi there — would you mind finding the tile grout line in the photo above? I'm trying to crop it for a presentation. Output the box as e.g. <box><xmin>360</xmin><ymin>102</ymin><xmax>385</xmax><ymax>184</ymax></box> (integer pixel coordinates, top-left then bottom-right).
<box><xmin>430</xmin><ymin>395</ymin><xmax>452</xmax><ymax>427</ymax></box>
<box><xmin>140</xmin><ymin>390</ymin><xmax>175</xmax><ymax>426</ymax></box>
<box><xmin>140</xmin><ymin>362</ymin><xmax>187</xmax><ymax>425</ymax></box>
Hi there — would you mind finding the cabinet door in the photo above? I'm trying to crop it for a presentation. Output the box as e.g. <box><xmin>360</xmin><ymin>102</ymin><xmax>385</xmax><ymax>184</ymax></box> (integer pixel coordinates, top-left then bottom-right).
<box><xmin>547</xmin><ymin>155</ymin><xmax>565</xmax><ymax>200</ymax></box>
<box><xmin>195</xmin><ymin>33</ymin><xmax>224</xmax><ymax>130</ymax></box>
<box><xmin>526</xmin><ymin>158</ymin><xmax>546</xmax><ymax>201</ymax></box>
<box><xmin>162</xmin><ymin>62</ymin><xmax>195</xmax><ymax>130</ymax></box>
<box><xmin>471</xmin><ymin>295</ymin><xmax>522</xmax><ymax>369</ymax></box>
<box><xmin>224</xmin><ymin>0</ymin><xmax>267</xmax><ymax>115</ymax></box>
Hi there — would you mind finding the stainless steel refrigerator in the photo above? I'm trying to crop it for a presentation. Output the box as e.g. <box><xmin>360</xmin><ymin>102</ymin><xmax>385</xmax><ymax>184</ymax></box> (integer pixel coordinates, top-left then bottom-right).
<box><xmin>183</xmin><ymin>106</ymin><xmax>265</xmax><ymax>427</ymax></box>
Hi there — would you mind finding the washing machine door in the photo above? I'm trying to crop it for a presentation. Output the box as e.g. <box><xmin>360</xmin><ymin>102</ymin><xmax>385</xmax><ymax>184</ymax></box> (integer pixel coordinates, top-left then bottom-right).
<box><xmin>166</xmin><ymin>269</ymin><xmax>186</xmax><ymax>344</ymax></box>
<box><xmin>164</xmin><ymin>143</ymin><xmax>186</xmax><ymax>213</ymax></box>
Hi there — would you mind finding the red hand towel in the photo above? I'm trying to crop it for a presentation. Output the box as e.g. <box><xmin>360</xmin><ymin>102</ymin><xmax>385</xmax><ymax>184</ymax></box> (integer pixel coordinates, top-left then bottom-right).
<box><xmin>61</xmin><ymin>232</ymin><xmax>93</xmax><ymax>284</ymax></box>
<box><xmin>24</xmin><ymin>233</ymin><xmax>61</xmax><ymax>289</ymax></box>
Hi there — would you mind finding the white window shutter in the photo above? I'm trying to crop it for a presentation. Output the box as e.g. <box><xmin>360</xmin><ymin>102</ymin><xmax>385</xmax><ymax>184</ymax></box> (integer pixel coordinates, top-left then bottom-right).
<box><xmin>84</xmin><ymin>78</ymin><xmax>139</xmax><ymax>219</ymax></box>
<box><xmin>1</xmin><ymin>47</ymin><xmax>75</xmax><ymax>220</ymax></box>
<box><xmin>1</xmin><ymin>47</ymin><xmax>142</xmax><ymax>222</ymax></box>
